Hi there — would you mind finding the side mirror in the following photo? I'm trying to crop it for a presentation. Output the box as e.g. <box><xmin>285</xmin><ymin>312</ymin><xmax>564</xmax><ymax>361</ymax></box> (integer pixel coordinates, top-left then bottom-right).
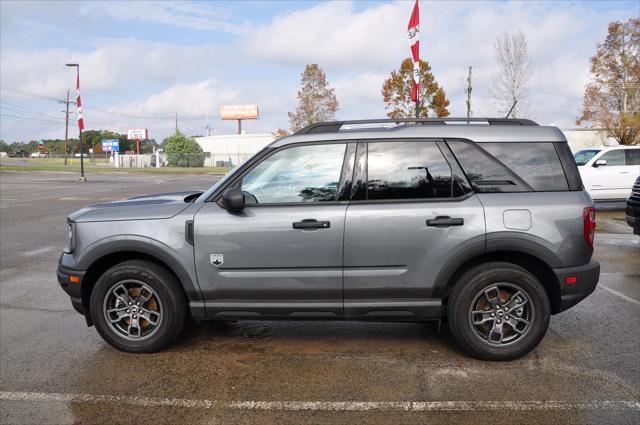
<box><xmin>593</xmin><ymin>159</ymin><xmax>607</xmax><ymax>167</ymax></box>
<box><xmin>222</xmin><ymin>187</ymin><xmax>245</xmax><ymax>212</ymax></box>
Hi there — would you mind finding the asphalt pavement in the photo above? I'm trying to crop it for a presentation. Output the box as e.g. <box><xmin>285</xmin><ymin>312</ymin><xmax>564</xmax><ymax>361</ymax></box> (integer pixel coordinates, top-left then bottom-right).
<box><xmin>1</xmin><ymin>170</ymin><xmax>638</xmax><ymax>424</ymax></box>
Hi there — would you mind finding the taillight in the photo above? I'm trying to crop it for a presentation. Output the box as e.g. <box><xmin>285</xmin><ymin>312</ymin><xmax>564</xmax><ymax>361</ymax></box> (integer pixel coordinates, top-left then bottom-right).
<box><xmin>583</xmin><ymin>207</ymin><xmax>596</xmax><ymax>249</ymax></box>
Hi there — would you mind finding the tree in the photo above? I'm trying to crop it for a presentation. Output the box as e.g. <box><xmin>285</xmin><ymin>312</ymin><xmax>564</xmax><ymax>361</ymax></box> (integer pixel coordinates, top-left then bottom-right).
<box><xmin>381</xmin><ymin>58</ymin><xmax>450</xmax><ymax>119</ymax></box>
<box><xmin>490</xmin><ymin>30</ymin><xmax>535</xmax><ymax>118</ymax></box>
<box><xmin>578</xmin><ymin>18</ymin><xmax>640</xmax><ymax>145</ymax></box>
<box><xmin>272</xmin><ymin>128</ymin><xmax>290</xmax><ymax>139</ymax></box>
<box><xmin>163</xmin><ymin>130</ymin><xmax>205</xmax><ymax>167</ymax></box>
<box><xmin>288</xmin><ymin>64</ymin><xmax>339</xmax><ymax>132</ymax></box>
<box><xmin>0</xmin><ymin>139</ymin><xmax>8</xmax><ymax>152</ymax></box>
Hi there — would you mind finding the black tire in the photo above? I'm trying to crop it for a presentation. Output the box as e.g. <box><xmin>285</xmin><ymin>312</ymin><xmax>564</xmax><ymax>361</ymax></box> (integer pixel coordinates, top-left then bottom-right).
<box><xmin>90</xmin><ymin>260</ymin><xmax>186</xmax><ymax>353</ymax></box>
<box><xmin>447</xmin><ymin>261</ymin><xmax>550</xmax><ymax>361</ymax></box>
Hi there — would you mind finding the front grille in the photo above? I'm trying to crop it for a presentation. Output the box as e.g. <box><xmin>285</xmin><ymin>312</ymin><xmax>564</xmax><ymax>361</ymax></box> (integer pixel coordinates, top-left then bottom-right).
<box><xmin>628</xmin><ymin>177</ymin><xmax>640</xmax><ymax>206</ymax></box>
<box><xmin>633</xmin><ymin>178</ymin><xmax>640</xmax><ymax>197</ymax></box>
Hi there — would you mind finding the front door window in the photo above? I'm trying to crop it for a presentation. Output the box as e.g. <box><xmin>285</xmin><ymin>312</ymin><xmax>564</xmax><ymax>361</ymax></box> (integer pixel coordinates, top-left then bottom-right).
<box><xmin>241</xmin><ymin>144</ymin><xmax>347</xmax><ymax>204</ymax></box>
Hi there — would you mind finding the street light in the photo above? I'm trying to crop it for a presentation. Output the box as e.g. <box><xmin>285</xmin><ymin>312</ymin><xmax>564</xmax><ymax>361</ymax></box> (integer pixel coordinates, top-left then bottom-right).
<box><xmin>65</xmin><ymin>63</ymin><xmax>85</xmax><ymax>181</ymax></box>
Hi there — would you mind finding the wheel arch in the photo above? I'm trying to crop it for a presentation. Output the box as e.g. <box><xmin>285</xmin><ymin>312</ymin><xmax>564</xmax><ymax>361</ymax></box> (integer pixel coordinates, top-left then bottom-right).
<box><xmin>77</xmin><ymin>239</ymin><xmax>201</xmax><ymax>325</ymax></box>
<box><xmin>433</xmin><ymin>241</ymin><xmax>563</xmax><ymax>314</ymax></box>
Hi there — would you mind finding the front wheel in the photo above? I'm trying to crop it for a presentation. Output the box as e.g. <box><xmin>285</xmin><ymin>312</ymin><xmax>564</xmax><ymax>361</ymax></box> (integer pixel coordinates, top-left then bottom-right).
<box><xmin>447</xmin><ymin>262</ymin><xmax>550</xmax><ymax>361</ymax></box>
<box><xmin>90</xmin><ymin>260</ymin><xmax>186</xmax><ymax>353</ymax></box>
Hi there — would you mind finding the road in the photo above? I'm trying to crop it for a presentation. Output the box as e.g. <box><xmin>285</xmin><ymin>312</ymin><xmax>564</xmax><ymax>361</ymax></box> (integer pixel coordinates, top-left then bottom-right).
<box><xmin>1</xmin><ymin>171</ymin><xmax>638</xmax><ymax>424</ymax></box>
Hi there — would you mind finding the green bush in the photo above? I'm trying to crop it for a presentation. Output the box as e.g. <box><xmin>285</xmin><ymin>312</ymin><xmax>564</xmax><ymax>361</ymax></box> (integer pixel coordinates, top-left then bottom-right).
<box><xmin>162</xmin><ymin>130</ymin><xmax>205</xmax><ymax>167</ymax></box>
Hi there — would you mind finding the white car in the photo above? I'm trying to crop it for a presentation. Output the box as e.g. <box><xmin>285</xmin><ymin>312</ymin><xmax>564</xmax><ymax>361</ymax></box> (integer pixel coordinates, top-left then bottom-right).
<box><xmin>575</xmin><ymin>146</ymin><xmax>640</xmax><ymax>201</ymax></box>
<box><xmin>30</xmin><ymin>152</ymin><xmax>47</xmax><ymax>158</ymax></box>
<box><xmin>0</xmin><ymin>152</ymin><xmax>7</xmax><ymax>158</ymax></box>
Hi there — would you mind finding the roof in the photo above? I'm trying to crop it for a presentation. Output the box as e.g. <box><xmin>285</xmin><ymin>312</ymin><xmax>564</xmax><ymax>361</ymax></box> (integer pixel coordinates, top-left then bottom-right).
<box><xmin>270</xmin><ymin>118</ymin><xmax>567</xmax><ymax>148</ymax></box>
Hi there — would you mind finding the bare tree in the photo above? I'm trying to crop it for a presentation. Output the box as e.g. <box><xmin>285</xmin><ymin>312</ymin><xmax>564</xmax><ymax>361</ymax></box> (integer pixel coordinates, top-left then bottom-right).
<box><xmin>288</xmin><ymin>64</ymin><xmax>339</xmax><ymax>133</ymax></box>
<box><xmin>491</xmin><ymin>30</ymin><xmax>535</xmax><ymax>118</ymax></box>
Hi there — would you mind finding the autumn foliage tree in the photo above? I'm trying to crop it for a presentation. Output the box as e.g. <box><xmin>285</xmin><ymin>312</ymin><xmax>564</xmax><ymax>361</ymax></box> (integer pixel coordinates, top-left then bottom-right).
<box><xmin>382</xmin><ymin>58</ymin><xmax>450</xmax><ymax>119</ymax></box>
<box><xmin>272</xmin><ymin>128</ymin><xmax>290</xmax><ymax>139</ymax></box>
<box><xmin>288</xmin><ymin>64</ymin><xmax>339</xmax><ymax>132</ymax></box>
<box><xmin>578</xmin><ymin>18</ymin><xmax>640</xmax><ymax>145</ymax></box>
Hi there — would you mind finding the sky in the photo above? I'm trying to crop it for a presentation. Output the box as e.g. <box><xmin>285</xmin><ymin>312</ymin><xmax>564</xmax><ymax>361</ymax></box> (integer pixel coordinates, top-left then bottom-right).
<box><xmin>0</xmin><ymin>0</ymin><xmax>638</xmax><ymax>143</ymax></box>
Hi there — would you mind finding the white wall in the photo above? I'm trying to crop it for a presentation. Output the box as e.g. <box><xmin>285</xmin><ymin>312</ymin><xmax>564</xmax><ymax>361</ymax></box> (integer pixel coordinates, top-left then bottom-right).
<box><xmin>561</xmin><ymin>128</ymin><xmax>618</xmax><ymax>152</ymax></box>
<box><xmin>195</xmin><ymin>133</ymin><xmax>274</xmax><ymax>167</ymax></box>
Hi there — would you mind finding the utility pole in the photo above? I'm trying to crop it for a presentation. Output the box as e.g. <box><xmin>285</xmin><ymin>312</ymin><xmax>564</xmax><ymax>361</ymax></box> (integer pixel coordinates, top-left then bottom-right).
<box><xmin>59</xmin><ymin>89</ymin><xmax>76</xmax><ymax>165</ymax></box>
<box><xmin>175</xmin><ymin>112</ymin><xmax>178</xmax><ymax>132</ymax></box>
<box><xmin>466</xmin><ymin>66</ymin><xmax>472</xmax><ymax>120</ymax></box>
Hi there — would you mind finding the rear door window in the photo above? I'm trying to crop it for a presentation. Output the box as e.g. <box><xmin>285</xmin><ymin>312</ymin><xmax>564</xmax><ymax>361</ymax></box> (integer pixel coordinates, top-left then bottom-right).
<box><xmin>366</xmin><ymin>141</ymin><xmax>461</xmax><ymax>200</ymax></box>
<box><xmin>448</xmin><ymin>141</ymin><xmax>569</xmax><ymax>192</ymax></box>
<box><xmin>624</xmin><ymin>149</ymin><xmax>640</xmax><ymax>166</ymax></box>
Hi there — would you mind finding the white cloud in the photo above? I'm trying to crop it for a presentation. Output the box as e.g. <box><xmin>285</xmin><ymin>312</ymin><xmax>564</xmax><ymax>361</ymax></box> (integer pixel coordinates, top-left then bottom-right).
<box><xmin>244</xmin><ymin>2</ymin><xmax>407</xmax><ymax>71</ymax></box>
<box><xmin>241</xmin><ymin>0</ymin><xmax>634</xmax><ymax>126</ymax></box>
<box><xmin>1</xmin><ymin>39</ymin><xmax>219</xmax><ymax>98</ymax></box>
<box><xmin>2</xmin><ymin>0</ymin><xmax>638</xmax><ymax>142</ymax></box>
<box><xmin>80</xmin><ymin>1</ymin><xmax>239</xmax><ymax>33</ymax></box>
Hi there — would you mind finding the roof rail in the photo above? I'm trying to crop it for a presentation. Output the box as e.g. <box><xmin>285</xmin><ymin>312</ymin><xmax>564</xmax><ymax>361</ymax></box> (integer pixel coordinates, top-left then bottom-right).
<box><xmin>294</xmin><ymin>118</ymin><xmax>539</xmax><ymax>135</ymax></box>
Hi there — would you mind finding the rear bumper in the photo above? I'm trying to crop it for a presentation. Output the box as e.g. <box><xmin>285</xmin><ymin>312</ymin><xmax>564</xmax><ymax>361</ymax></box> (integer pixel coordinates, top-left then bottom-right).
<box><xmin>553</xmin><ymin>261</ymin><xmax>600</xmax><ymax>314</ymax></box>
<box><xmin>57</xmin><ymin>260</ymin><xmax>85</xmax><ymax>316</ymax></box>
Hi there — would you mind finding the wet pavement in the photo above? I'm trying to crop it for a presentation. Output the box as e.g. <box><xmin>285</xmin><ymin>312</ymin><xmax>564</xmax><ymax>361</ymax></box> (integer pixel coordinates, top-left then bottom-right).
<box><xmin>1</xmin><ymin>171</ymin><xmax>639</xmax><ymax>424</ymax></box>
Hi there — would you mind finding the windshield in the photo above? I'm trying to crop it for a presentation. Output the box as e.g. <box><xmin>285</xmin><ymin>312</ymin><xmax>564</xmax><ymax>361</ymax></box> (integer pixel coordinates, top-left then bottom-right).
<box><xmin>574</xmin><ymin>149</ymin><xmax>601</xmax><ymax>166</ymax></box>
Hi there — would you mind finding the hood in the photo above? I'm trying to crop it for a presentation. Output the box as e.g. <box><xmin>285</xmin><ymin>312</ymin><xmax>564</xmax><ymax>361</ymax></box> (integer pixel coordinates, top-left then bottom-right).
<box><xmin>68</xmin><ymin>191</ymin><xmax>203</xmax><ymax>223</ymax></box>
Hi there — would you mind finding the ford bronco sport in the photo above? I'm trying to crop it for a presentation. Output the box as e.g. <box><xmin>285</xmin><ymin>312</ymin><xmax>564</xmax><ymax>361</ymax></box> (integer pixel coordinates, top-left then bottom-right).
<box><xmin>57</xmin><ymin>118</ymin><xmax>600</xmax><ymax>360</ymax></box>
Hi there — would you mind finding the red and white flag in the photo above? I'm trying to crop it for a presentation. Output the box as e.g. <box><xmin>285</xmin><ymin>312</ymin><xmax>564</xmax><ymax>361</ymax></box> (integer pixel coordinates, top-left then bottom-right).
<box><xmin>75</xmin><ymin>72</ymin><xmax>85</xmax><ymax>131</ymax></box>
<box><xmin>407</xmin><ymin>0</ymin><xmax>420</xmax><ymax>102</ymax></box>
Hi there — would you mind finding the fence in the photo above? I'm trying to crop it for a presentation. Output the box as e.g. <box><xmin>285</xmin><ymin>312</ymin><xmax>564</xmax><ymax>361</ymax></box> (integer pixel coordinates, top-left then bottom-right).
<box><xmin>0</xmin><ymin>152</ymin><xmax>233</xmax><ymax>171</ymax></box>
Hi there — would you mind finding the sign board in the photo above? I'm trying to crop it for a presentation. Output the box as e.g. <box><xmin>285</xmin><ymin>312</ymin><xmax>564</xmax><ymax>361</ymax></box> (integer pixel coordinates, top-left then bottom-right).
<box><xmin>101</xmin><ymin>139</ymin><xmax>120</xmax><ymax>152</ymax></box>
<box><xmin>127</xmin><ymin>129</ymin><xmax>148</xmax><ymax>140</ymax></box>
<box><xmin>220</xmin><ymin>104</ymin><xmax>259</xmax><ymax>120</ymax></box>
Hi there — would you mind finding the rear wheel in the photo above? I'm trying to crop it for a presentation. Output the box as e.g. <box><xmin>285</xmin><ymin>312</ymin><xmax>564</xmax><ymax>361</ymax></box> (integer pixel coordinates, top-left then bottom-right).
<box><xmin>90</xmin><ymin>260</ymin><xmax>186</xmax><ymax>353</ymax></box>
<box><xmin>447</xmin><ymin>262</ymin><xmax>550</xmax><ymax>361</ymax></box>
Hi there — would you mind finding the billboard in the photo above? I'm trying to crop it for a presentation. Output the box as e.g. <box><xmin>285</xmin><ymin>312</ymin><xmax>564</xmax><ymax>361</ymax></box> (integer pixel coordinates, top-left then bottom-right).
<box><xmin>127</xmin><ymin>129</ymin><xmax>148</xmax><ymax>140</ymax></box>
<box><xmin>220</xmin><ymin>104</ymin><xmax>259</xmax><ymax>120</ymax></box>
<box><xmin>101</xmin><ymin>139</ymin><xmax>119</xmax><ymax>152</ymax></box>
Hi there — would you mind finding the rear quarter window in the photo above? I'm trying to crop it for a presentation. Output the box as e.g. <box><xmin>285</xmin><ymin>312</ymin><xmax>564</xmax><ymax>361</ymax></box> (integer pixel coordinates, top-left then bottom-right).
<box><xmin>448</xmin><ymin>141</ymin><xmax>570</xmax><ymax>192</ymax></box>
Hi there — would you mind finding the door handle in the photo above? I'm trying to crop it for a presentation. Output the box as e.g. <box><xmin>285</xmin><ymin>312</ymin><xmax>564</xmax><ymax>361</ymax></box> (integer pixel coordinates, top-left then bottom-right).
<box><xmin>293</xmin><ymin>219</ymin><xmax>331</xmax><ymax>230</ymax></box>
<box><xmin>427</xmin><ymin>216</ymin><xmax>464</xmax><ymax>227</ymax></box>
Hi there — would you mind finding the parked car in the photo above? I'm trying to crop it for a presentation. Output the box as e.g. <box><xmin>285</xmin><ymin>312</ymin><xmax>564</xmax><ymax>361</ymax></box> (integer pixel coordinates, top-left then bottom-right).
<box><xmin>58</xmin><ymin>118</ymin><xmax>600</xmax><ymax>361</ymax></box>
<box><xmin>574</xmin><ymin>146</ymin><xmax>640</xmax><ymax>201</ymax></box>
<box><xmin>0</xmin><ymin>152</ymin><xmax>7</xmax><ymax>158</ymax></box>
<box><xmin>8</xmin><ymin>150</ymin><xmax>29</xmax><ymax>158</ymax></box>
<box><xmin>626</xmin><ymin>176</ymin><xmax>640</xmax><ymax>236</ymax></box>
<box><xmin>30</xmin><ymin>151</ymin><xmax>47</xmax><ymax>158</ymax></box>
<box><xmin>74</xmin><ymin>153</ymin><xmax>89</xmax><ymax>158</ymax></box>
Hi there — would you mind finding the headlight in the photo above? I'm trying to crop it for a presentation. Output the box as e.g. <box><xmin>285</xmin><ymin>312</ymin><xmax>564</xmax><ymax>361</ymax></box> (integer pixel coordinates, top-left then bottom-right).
<box><xmin>64</xmin><ymin>221</ymin><xmax>75</xmax><ymax>253</ymax></box>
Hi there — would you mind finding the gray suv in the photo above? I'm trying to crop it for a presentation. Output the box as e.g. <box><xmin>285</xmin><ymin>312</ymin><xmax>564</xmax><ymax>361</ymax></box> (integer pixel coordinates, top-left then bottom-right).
<box><xmin>57</xmin><ymin>118</ymin><xmax>600</xmax><ymax>360</ymax></box>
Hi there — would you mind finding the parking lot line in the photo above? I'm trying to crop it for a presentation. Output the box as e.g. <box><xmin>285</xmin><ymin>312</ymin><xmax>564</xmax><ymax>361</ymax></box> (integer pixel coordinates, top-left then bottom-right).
<box><xmin>599</xmin><ymin>285</ymin><xmax>640</xmax><ymax>306</ymax></box>
<box><xmin>1</xmin><ymin>392</ymin><xmax>639</xmax><ymax>412</ymax></box>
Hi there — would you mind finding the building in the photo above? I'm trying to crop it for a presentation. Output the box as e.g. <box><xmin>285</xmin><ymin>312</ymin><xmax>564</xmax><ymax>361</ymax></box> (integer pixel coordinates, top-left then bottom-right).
<box><xmin>561</xmin><ymin>128</ymin><xmax>618</xmax><ymax>152</ymax></box>
<box><xmin>195</xmin><ymin>133</ymin><xmax>274</xmax><ymax>167</ymax></box>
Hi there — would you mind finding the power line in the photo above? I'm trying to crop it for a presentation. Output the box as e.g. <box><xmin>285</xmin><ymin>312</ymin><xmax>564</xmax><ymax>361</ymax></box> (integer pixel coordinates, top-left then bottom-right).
<box><xmin>0</xmin><ymin>113</ymin><xmax>66</xmax><ymax>125</ymax></box>
<box><xmin>1</xmin><ymin>103</ymin><xmax>63</xmax><ymax>120</ymax></box>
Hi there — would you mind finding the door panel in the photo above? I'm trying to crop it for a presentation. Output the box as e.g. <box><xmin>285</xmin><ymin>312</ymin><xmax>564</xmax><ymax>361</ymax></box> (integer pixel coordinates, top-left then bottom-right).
<box><xmin>343</xmin><ymin>196</ymin><xmax>485</xmax><ymax>306</ymax></box>
<box><xmin>194</xmin><ymin>203</ymin><xmax>347</xmax><ymax>317</ymax></box>
<box><xmin>342</xmin><ymin>140</ymin><xmax>485</xmax><ymax>318</ymax></box>
<box><xmin>193</xmin><ymin>142</ymin><xmax>351</xmax><ymax>319</ymax></box>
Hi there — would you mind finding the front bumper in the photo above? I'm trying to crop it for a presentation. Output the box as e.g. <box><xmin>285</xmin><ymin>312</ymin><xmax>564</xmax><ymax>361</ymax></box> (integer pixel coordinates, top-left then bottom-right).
<box><xmin>553</xmin><ymin>261</ymin><xmax>600</xmax><ymax>313</ymax></box>
<box><xmin>626</xmin><ymin>203</ymin><xmax>640</xmax><ymax>235</ymax></box>
<box><xmin>57</xmin><ymin>258</ymin><xmax>85</xmax><ymax>316</ymax></box>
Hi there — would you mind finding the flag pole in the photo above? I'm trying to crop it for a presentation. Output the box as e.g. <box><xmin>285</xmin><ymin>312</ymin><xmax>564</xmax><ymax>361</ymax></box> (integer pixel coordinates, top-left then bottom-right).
<box><xmin>408</xmin><ymin>0</ymin><xmax>420</xmax><ymax>120</ymax></box>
